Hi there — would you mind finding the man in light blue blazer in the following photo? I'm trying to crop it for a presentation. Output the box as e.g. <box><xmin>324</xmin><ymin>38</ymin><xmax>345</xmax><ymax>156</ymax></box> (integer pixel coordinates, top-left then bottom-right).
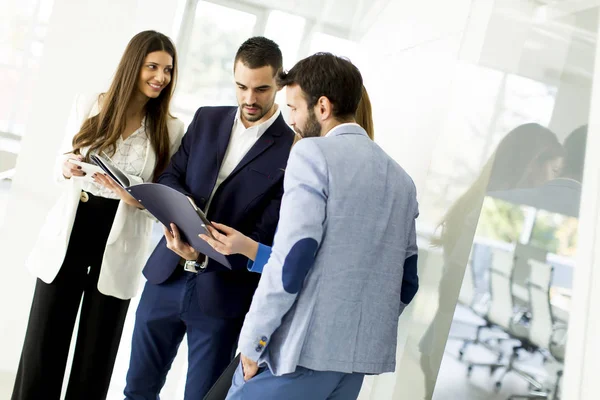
<box><xmin>226</xmin><ymin>53</ymin><xmax>419</xmax><ymax>400</ymax></box>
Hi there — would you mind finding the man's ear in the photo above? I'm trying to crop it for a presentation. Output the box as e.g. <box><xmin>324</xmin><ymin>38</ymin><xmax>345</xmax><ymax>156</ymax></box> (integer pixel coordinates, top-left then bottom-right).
<box><xmin>317</xmin><ymin>96</ymin><xmax>333</xmax><ymax>120</ymax></box>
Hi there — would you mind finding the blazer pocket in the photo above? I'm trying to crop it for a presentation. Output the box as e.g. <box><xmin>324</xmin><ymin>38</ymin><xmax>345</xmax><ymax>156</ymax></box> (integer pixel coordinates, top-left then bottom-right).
<box><xmin>248</xmin><ymin>167</ymin><xmax>274</xmax><ymax>180</ymax></box>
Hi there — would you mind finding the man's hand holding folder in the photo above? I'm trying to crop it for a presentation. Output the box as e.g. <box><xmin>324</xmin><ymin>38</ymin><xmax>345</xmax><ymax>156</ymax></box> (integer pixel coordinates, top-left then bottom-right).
<box><xmin>163</xmin><ymin>223</ymin><xmax>200</xmax><ymax>261</ymax></box>
<box><xmin>164</xmin><ymin>197</ymin><xmax>215</xmax><ymax>261</ymax></box>
<box><xmin>89</xmin><ymin>154</ymin><xmax>232</xmax><ymax>268</ymax></box>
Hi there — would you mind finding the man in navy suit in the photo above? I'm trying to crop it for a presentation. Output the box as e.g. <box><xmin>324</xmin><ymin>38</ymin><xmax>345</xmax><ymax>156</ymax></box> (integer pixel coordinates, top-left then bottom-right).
<box><xmin>124</xmin><ymin>37</ymin><xmax>295</xmax><ymax>399</ymax></box>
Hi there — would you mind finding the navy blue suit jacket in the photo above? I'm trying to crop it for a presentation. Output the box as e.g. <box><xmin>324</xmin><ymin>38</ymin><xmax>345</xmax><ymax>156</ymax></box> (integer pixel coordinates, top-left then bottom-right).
<box><xmin>143</xmin><ymin>106</ymin><xmax>295</xmax><ymax>318</ymax></box>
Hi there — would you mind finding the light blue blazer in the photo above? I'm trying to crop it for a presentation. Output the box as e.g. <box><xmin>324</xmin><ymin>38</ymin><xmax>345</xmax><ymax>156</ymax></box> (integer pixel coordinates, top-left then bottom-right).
<box><xmin>238</xmin><ymin>124</ymin><xmax>419</xmax><ymax>376</ymax></box>
<box><xmin>248</xmin><ymin>242</ymin><xmax>418</xmax><ymax>304</ymax></box>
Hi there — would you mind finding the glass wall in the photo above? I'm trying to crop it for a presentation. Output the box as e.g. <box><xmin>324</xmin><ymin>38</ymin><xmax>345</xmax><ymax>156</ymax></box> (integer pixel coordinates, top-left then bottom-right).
<box><xmin>390</xmin><ymin>2</ymin><xmax>594</xmax><ymax>399</ymax></box>
<box><xmin>163</xmin><ymin>1</ymin><xmax>595</xmax><ymax>399</ymax></box>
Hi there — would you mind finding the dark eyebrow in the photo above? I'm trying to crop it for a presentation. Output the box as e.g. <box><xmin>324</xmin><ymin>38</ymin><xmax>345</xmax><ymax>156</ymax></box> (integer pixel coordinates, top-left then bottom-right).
<box><xmin>235</xmin><ymin>82</ymin><xmax>271</xmax><ymax>90</ymax></box>
<box><xmin>287</xmin><ymin>104</ymin><xmax>295</xmax><ymax>108</ymax></box>
<box><xmin>147</xmin><ymin>62</ymin><xmax>173</xmax><ymax>68</ymax></box>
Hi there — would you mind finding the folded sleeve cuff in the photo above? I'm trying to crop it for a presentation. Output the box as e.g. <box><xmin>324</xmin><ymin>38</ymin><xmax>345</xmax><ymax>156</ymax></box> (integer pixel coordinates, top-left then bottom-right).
<box><xmin>247</xmin><ymin>243</ymin><xmax>272</xmax><ymax>274</ymax></box>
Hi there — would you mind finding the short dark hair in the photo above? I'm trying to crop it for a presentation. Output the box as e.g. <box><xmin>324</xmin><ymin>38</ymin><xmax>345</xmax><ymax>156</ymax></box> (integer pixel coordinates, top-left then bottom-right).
<box><xmin>277</xmin><ymin>52</ymin><xmax>363</xmax><ymax>119</ymax></box>
<box><xmin>234</xmin><ymin>36</ymin><xmax>282</xmax><ymax>75</ymax></box>
<box><xmin>562</xmin><ymin>125</ymin><xmax>587</xmax><ymax>182</ymax></box>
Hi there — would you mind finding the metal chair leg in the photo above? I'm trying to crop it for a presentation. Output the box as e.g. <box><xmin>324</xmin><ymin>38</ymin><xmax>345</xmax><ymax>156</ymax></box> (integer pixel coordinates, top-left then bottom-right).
<box><xmin>552</xmin><ymin>370</ymin><xmax>563</xmax><ymax>400</ymax></box>
<box><xmin>507</xmin><ymin>392</ymin><xmax>549</xmax><ymax>400</ymax></box>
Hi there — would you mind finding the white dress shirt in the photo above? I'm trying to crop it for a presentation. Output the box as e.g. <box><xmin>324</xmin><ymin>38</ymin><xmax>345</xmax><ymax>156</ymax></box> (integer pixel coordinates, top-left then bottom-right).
<box><xmin>205</xmin><ymin>105</ymin><xmax>281</xmax><ymax>211</ymax></box>
<box><xmin>82</xmin><ymin>117</ymin><xmax>150</xmax><ymax>199</ymax></box>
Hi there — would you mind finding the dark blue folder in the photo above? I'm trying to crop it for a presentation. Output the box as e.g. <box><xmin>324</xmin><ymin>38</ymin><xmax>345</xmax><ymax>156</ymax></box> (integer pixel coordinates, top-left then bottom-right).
<box><xmin>127</xmin><ymin>183</ymin><xmax>231</xmax><ymax>269</ymax></box>
<box><xmin>91</xmin><ymin>154</ymin><xmax>231</xmax><ymax>269</ymax></box>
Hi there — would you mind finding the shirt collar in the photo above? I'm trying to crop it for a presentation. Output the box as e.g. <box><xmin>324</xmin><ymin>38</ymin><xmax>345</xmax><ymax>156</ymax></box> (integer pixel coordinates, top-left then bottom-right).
<box><xmin>234</xmin><ymin>105</ymin><xmax>281</xmax><ymax>138</ymax></box>
<box><xmin>324</xmin><ymin>122</ymin><xmax>365</xmax><ymax>138</ymax></box>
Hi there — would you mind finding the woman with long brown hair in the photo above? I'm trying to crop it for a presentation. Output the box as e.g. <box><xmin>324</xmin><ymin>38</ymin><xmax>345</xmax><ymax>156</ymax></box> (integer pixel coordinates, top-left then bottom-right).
<box><xmin>13</xmin><ymin>31</ymin><xmax>184</xmax><ymax>400</ymax></box>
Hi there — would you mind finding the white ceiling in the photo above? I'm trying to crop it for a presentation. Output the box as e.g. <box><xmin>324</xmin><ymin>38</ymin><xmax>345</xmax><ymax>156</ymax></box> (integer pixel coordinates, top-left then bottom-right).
<box><xmin>233</xmin><ymin>0</ymin><xmax>391</xmax><ymax>39</ymax></box>
<box><xmin>477</xmin><ymin>0</ymin><xmax>599</xmax><ymax>86</ymax></box>
<box><xmin>219</xmin><ymin>0</ymin><xmax>599</xmax><ymax>85</ymax></box>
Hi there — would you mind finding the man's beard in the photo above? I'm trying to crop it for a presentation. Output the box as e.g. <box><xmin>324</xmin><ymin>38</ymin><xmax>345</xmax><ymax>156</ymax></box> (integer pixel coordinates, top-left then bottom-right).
<box><xmin>294</xmin><ymin>108</ymin><xmax>321</xmax><ymax>138</ymax></box>
<box><xmin>241</xmin><ymin>98</ymin><xmax>274</xmax><ymax>122</ymax></box>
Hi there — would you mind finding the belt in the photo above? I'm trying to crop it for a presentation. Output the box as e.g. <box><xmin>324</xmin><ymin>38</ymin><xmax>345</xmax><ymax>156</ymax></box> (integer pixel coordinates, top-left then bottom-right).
<box><xmin>178</xmin><ymin>256</ymin><xmax>208</xmax><ymax>274</ymax></box>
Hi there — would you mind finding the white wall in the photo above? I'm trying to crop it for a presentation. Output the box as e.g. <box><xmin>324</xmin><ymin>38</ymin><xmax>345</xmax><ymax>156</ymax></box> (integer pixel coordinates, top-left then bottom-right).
<box><xmin>358</xmin><ymin>0</ymin><xmax>476</xmax><ymax>193</ymax></box>
<box><xmin>562</xmin><ymin>6</ymin><xmax>600</xmax><ymax>399</ymax></box>
<box><xmin>357</xmin><ymin>0</ymin><xmax>599</xmax><ymax>399</ymax></box>
<box><xmin>355</xmin><ymin>0</ymin><xmax>485</xmax><ymax>397</ymax></box>
<box><xmin>0</xmin><ymin>0</ymin><xmax>183</xmax><ymax>377</ymax></box>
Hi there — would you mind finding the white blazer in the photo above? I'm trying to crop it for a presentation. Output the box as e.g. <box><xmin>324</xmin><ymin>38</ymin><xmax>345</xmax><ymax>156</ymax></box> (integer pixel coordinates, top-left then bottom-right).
<box><xmin>26</xmin><ymin>94</ymin><xmax>185</xmax><ymax>300</ymax></box>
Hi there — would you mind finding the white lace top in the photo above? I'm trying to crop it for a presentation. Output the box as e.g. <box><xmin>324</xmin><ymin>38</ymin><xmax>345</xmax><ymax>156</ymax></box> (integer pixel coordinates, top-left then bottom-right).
<box><xmin>81</xmin><ymin>117</ymin><xmax>150</xmax><ymax>199</ymax></box>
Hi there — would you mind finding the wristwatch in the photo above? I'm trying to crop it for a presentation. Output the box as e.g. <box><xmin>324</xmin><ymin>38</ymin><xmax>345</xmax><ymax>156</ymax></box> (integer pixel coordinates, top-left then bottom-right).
<box><xmin>184</xmin><ymin>254</ymin><xmax>207</xmax><ymax>273</ymax></box>
<box><xmin>184</xmin><ymin>259</ymin><xmax>201</xmax><ymax>273</ymax></box>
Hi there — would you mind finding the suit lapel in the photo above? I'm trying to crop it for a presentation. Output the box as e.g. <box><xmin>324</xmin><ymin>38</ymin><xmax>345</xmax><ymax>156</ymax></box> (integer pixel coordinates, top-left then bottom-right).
<box><xmin>215</xmin><ymin>108</ymin><xmax>237</xmax><ymax>170</ymax></box>
<box><xmin>228</xmin><ymin>133</ymin><xmax>275</xmax><ymax>178</ymax></box>
<box><xmin>227</xmin><ymin>114</ymin><xmax>285</xmax><ymax>178</ymax></box>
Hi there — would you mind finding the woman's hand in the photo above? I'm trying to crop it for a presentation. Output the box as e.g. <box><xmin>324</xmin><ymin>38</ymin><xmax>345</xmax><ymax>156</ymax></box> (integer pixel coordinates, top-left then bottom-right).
<box><xmin>199</xmin><ymin>222</ymin><xmax>258</xmax><ymax>260</ymax></box>
<box><xmin>93</xmin><ymin>173</ymin><xmax>143</xmax><ymax>209</ymax></box>
<box><xmin>62</xmin><ymin>154</ymin><xmax>85</xmax><ymax>179</ymax></box>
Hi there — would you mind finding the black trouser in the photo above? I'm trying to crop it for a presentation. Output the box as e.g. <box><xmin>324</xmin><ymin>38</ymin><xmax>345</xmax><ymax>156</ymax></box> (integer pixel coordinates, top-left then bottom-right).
<box><xmin>12</xmin><ymin>192</ymin><xmax>130</xmax><ymax>400</ymax></box>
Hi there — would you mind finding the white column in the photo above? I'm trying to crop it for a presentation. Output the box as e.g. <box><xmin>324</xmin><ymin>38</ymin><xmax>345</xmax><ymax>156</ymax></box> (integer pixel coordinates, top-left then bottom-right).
<box><xmin>355</xmin><ymin>0</ymin><xmax>488</xmax><ymax>398</ymax></box>
<box><xmin>562</xmin><ymin>6</ymin><xmax>600</xmax><ymax>399</ymax></box>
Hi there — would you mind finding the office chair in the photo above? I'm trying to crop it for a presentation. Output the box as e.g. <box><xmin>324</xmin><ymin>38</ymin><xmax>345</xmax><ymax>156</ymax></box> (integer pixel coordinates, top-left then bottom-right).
<box><xmin>507</xmin><ymin>260</ymin><xmax>567</xmax><ymax>400</ymax></box>
<box><xmin>511</xmin><ymin>244</ymin><xmax>547</xmax><ymax>310</ymax></box>
<box><xmin>449</xmin><ymin>255</ymin><xmax>496</xmax><ymax>361</ymax></box>
<box><xmin>466</xmin><ymin>247</ymin><xmax>526</xmax><ymax>380</ymax></box>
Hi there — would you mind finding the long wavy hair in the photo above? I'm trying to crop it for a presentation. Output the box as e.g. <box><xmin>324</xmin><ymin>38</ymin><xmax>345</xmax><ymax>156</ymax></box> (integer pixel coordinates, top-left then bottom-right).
<box><xmin>71</xmin><ymin>30</ymin><xmax>177</xmax><ymax>180</ymax></box>
<box><xmin>356</xmin><ymin>85</ymin><xmax>374</xmax><ymax>140</ymax></box>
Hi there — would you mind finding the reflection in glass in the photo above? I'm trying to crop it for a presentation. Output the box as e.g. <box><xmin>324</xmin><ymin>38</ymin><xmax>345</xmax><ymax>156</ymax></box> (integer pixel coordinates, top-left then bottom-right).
<box><xmin>421</xmin><ymin>123</ymin><xmax>564</xmax><ymax>397</ymax></box>
<box><xmin>431</xmin><ymin>114</ymin><xmax>587</xmax><ymax>398</ymax></box>
<box><xmin>388</xmin><ymin>2</ymin><xmax>598</xmax><ymax>398</ymax></box>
